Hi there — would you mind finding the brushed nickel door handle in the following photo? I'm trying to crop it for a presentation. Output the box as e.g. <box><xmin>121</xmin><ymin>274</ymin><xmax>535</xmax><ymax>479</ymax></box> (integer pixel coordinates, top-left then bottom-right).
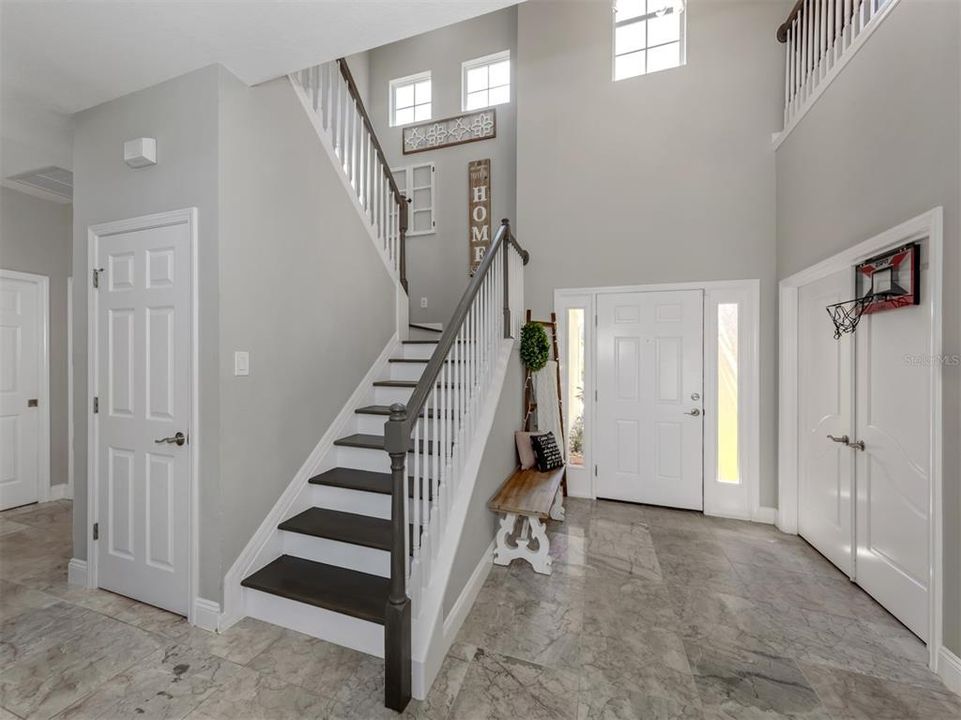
<box><xmin>684</xmin><ymin>408</ymin><xmax>701</xmax><ymax>416</ymax></box>
<box><xmin>849</xmin><ymin>440</ymin><xmax>865</xmax><ymax>451</ymax></box>
<box><xmin>826</xmin><ymin>434</ymin><xmax>850</xmax><ymax>445</ymax></box>
<box><xmin>155</xmin><ymin>432</ymin><xmax>186</xmax><ymax>447</ymax></box>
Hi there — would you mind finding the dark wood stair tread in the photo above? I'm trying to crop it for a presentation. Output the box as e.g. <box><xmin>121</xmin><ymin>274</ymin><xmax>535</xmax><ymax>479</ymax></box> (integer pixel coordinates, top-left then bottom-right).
<box><xmin>241</xmin><ymin>555</ymin><xmax>388</xmax><ymax>624</ymax></box>
<box><xmin>409</xmin><ymin>323</ymin><xmax>443</xmax><ymax>334</ymax></box>
<box><xmin>309</xmin><ymin>467</ymin><xmax>433</xmax><ymax>499</ymax></box>
<box><xmin>401</xmin><ymin>340</ymin><xmax>438</xmax><ymax>345</ymax></box>
<box><xmin>372</xmin><ymin>380</ymin><xmax>460</xmax><ymax>388</ymax></box>
<box><xmin>279</xmin><ymin>507</ymin><xmax>392</xmax><ymax>550</ymax></box>
<box><xmin>334</xmin><ymin>433</ymin><xmax>446</xmax><ymax>454</ymax></box>
<box><xmin>389</xmin><ymin>358</ymin><xmax>429</xmax><ymax>364</ymax></box>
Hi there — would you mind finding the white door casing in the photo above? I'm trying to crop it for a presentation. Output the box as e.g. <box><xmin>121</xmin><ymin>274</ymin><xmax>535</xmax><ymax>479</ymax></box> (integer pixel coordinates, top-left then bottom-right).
<box><xmin>797</xmin><ymin>268</ymin><xmax>855</xmax><ymax>576</ymax></box>
<box><xmin>89</xmin><ymin>209</ymin><xmax>196</xmax><ymax>616</ymax></box>
<box><xmin>595</xmin><ymin>290</ymin><xmax>703</xmax><ymax>509</ymax></box>
<box><xmin>854</xmin><ymin>260</ymin><xmax>932</xmax><ymax>640</ymax></box>
<box><xmin>0</xmin><ymin>271</ymin><xmax>49</xmax><ymax>510</ymax></box>
<box><xmin>778</xmin><ymin>207</ymin><xmax>942</xmax><ymax>667</ymax></box>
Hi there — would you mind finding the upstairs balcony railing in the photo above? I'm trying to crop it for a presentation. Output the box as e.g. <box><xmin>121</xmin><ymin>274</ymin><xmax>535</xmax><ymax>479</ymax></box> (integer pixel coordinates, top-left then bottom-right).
<box><xmin>292</xmin><ymin>60</ymin><xmax>408</xmax><ymax>291</ymax></box>
<box><xmin>778</xmin><ymin>0</ymin><xmax>898</xmax><ymax>140</ymax></box>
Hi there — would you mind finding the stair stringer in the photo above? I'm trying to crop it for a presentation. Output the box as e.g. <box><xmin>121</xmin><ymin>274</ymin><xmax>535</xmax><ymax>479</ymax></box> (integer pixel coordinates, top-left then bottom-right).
<box><xmin>410</xmin><ymin>338</ymin><xmax>516</xmax><ymax>698</ymax></box>
<box><xmin>220</xmin><ymin>333</ymin><xmax>400</xmax><ymax>631</ymax></box>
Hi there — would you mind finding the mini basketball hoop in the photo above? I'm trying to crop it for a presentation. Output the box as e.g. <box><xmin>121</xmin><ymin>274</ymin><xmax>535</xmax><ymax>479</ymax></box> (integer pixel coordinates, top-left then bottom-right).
<box><xmin>824</xmin><ymin>242</ymin><xmax>921</xmax><ymax>339</ymax></box>
<box><xmin>826</xmin><ymin>295</ymin><xmax>874</xmax><ymax>339</ymax></box>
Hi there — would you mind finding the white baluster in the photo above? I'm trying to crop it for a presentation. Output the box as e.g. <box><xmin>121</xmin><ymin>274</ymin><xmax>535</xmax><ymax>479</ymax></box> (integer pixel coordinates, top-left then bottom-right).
<box><xmin>413</xmin><ymin>416</ymin><xmax>421</xmax><ymax>566</ymax></box>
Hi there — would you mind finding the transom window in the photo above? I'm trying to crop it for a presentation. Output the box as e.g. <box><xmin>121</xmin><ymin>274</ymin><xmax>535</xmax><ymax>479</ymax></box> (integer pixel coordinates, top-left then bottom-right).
<box><xmin>613</xmin><ymin>0</ymin><xmax>686</xmax><ymax>81</ymax></box>
<box><xmin>390</xmin><ymin>71</ymin><xmax>431</xmax><ymax>127</ymax></box>
<box><xmin>462</xmin><ymin>50</ymin><xmax>511</xmax><ymax>111</ymax></box>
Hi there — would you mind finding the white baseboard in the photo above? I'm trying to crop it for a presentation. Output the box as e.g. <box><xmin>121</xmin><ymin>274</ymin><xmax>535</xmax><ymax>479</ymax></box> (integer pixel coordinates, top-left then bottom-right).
<box><xmin>753</xmin><ymin>506</ymin><xmax>777</xmax><ymax>525</ymax></box>
<box><xmin>220</xmin><ymin>333</ymin><xmax>399</xmax><ymax>631</ymax></box>
<box><xmin>49</xmin><ymin>483</ymin><xmax>71</xmax><ymax>501</ymax></box>
<box><xmin>939</xmin><ymin>646</ymin><xmax>961</xmax><ymax>695</ymax></box>
<box><xmin>67</xmin><ymin>558</ymin><xmax>87</xmax><ymax>586</ymax></box>
<box><xmin>442</xmin><ymin>539</ymin><xmax>495</xmax><ymax>643</ymax></box>
<box><xmin>193</xmin><ymin>598</ymin><xmax>222</xmax><ymax>632</ymax></box>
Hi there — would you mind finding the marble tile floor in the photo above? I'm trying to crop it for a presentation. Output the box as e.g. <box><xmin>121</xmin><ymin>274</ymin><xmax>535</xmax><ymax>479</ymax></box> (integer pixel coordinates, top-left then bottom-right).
<box><xmin>1</xmin><ymin>498</ymin><xmax>958</xmax><ymax>719</ymax></box>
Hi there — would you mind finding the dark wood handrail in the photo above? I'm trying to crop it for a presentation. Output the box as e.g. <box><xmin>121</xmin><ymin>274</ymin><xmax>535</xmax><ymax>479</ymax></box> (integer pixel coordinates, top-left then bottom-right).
<box><xmin>778</xmin><ymin>0</ymin><xmax>861</xmax><ymax>42</ymax></box>
<box><xmin>397</xmin><ymin>219</ymin><xmax>528</xmax><ymax>436</ymax></box>
<box><xmin>336</xmin><ymin>57</ymin><xmax>409</xmax><ymax>291</ymax></box>
<box><xmin>337</xmin><ymin>58</ymin><xmax>403</xmax><ymax>201</ymax></box>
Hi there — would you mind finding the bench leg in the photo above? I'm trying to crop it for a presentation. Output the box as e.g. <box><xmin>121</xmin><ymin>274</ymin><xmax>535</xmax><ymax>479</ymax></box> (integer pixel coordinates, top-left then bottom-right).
<box><xmin>492</xmin><ymin>513</ymin><xmax>552</xmax><ymax>575</ymax></box>
<box><xmin>549</xmin><ymin>487</ymin><xmax>566</xmax><ymax>522</ymax></box>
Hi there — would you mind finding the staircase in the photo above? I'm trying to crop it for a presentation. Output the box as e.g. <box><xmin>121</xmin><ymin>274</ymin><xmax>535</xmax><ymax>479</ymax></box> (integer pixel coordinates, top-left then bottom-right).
<box><xmin>229</xmin><ymin>57</ymin><xmax>529</xmax><ymax>712</ymax></box>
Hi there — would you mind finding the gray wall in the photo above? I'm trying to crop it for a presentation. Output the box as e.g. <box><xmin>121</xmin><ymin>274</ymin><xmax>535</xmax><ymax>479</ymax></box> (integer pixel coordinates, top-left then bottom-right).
<box><xmin>71</xmin><ymin>66</ymin><xmax>223</xmax><ymax>579</ymax></box>
<box><xmin>368</xmin><ymin>6</ymin><xmax>518</xmax><ymax>325</ymax></box>
<box><xmin>516</xmin><ymin>0</ymin><xmax>786</xmax><ymax>505</ymax></box>
<box><xmin>443</xmin><ymin>346</ymin><xmax>523</xmax><ymax>614</ymax></box>
<box><xmin>0</xmin><ymin>187</ymin><xmax>72</xmax><ymax>492</ymax></box>
<box><xmin>216</xmin><ymin>71</ymin><xmax>396</xmax><ymax>585</ymax></box>
<box><xmin>775</xmin><ymin>0</ymin><xmax>961</xmax><ymax>655</ymax></box>
<box><xmin>71</xmin><ymin>64</ymin><xmax>396</xmax><ymax>603</ymax></box>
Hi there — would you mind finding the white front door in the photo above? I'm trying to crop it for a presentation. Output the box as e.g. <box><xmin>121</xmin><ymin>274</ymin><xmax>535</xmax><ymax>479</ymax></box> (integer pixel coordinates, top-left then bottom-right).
<box><xmin>797</xmin><ymin>269</ymin><xmax>855</xmax><ymax>576</ymax></box>
<box><xmin>0</xmin><ymin>274</ymin><xmax>43</xmax><ymax>510</ymax></box>
<box><xmin>95</xmin><ymin>218</ymin><xmax>191</xmax><ymax>615</ymax></box>
<box><xmin>854</xmin><ymin>271</ymin><xmax>931</xmax><ymax>640</ymax></box>
<box><xmin>595</xmin><ymin>290</ymin><xmax>703</xmax><ymax>509</ymax></box>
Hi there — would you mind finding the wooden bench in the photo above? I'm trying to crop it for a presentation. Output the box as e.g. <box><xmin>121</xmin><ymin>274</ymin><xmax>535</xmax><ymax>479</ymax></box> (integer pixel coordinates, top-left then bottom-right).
<box><xmin>487</xmin><ymin>466</ymin><xmax>566</xmax><ymax>575</ymax></box>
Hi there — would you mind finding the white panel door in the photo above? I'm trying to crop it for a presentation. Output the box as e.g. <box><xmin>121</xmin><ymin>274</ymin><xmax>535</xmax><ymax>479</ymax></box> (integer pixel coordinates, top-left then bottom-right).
<box><xmin>0</xmin><ymin>275</ymin><xmax>41</xmax><ymax>510</ymax></box>
<box><xmin>96</xmin><ymin>221</ymin><xmax>190</xmax><ymax>615</ymax></box>
<box><xmin>797</xmin><ymin>269</ymin><xmax>855</xmax><ymax>576</ymax></box>
<box><xmin>596</xmin><ymin>290</ymin><xmax>703</xmax><ymax>509</ymax></box>
<box><xmin>854</xmin><ymin>266</ymin><xmax>931</xmax><ymax>640</ymax></box>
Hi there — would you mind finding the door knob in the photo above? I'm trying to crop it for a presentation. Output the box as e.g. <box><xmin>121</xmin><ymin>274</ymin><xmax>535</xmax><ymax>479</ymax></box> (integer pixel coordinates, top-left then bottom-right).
<box><xmin>155</xmin><ymin>432</ymin><xmax>186</xmax><ymax>447</ymax></box>
<box><xmin>849</xmin><ymin>440</ymin><xmax>865</xmax><ymax>451</ymax></box>
<box><xmin>684</xmin><ymin>408</ymin><xmax>701</xmax><ymax>416</ymax></box>
<box><xmin>826</xmin><ymin>434</ymin><xmax>850</xmax><ymax>445</ymax></box>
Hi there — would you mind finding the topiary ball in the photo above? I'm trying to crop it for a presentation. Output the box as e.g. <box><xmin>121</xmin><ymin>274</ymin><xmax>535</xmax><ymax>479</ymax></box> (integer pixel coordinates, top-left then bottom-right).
<box><xmin>520</xmin><ymin>321</ymin><xmax>551</xmax><ymax>372</ymax></box>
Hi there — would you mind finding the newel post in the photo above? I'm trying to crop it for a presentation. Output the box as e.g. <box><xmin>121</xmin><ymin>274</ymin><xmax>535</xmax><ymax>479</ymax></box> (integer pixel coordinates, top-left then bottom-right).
<box><xmin>501</xmin><ymin>218</ymin><xmax>512</xmax><ymax>339</ymax></box>
<box><xmin>383</xmin><ymin>403</ymin><xmax>411</xmax><ymax>712</ymax></box>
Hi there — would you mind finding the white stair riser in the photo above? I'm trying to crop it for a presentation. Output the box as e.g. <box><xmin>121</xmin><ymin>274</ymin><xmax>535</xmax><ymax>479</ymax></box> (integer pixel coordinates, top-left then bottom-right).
<box><xmin>281</xmin><ymin>531</ymin><xmax>389</xmax><ymax>577</ymax></box>
<box><xmin>336</xmin><ymin>444</ymin><xmax>446</xmax><ymax>475</ymax></box>
<box><xmin>244</xmin><ymin>587</ymin><xmax>384</xmax><ymax>657</ymax></box>
<box><xmin>389</xmin><ymin>363</ymin><xmax>428</xmax><ymax>382</ymax></box>
<box><xmin>309</xmin><ymin>483</ymin><xmax>392</xmax><ymax>518</ymax></box>
<box><xmin>354</xmin><ymin>413</ymin><xmax>439</xmax><ymax>436</ymax></box>
<box><xmin>401</xmin><ymin>343</ymin><xmax>437</xmax><ymax>360</ymax></box>
<box><xmin>373</xmin><ymin>385</ymin><xmax>416</xmax><ymax>406</ymax></box>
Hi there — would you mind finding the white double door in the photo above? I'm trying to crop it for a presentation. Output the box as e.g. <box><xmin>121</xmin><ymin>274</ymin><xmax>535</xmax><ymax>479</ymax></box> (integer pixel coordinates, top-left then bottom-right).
<box><xmin>95</xmin><ymin>217</ymin><xmax>191</xmax><ymax>615</ymax></box>
<box><xmin>797</xmin><ymin>267</ymin><xmax>931</xmax><ymax>640</ymax></box>
<box><xmin>595</xmin><ymin>290</ymin><xmax>704</xmax><ymax>509</ymax></box>
<box><xmin>0</xmin><ymin>273</ymin><xmax>43</xmax><ymax>510</ymax></box>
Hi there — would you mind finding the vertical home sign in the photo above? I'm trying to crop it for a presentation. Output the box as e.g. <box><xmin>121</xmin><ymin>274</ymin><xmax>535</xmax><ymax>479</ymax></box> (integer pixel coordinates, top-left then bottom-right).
<box><xmin>468</xmin><ymin>159</ymin><xmax>492</xmax><ymax>274</ymax></box>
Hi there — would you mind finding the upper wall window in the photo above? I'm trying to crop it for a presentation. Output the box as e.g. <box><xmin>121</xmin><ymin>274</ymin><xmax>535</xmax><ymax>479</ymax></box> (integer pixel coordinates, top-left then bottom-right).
<box><xmin>462</xmin><ymin>50</ymin><xmax>511</xmax><ymax>111</ymax></box>
<box><xmin>390</xmin><ymin>71</ymin><xmax>431</xmax><ymax>127</ymax></box>
<box><xmin>613</xmin><ymin>0</ymin><xmax>686</xmax><ymax>81</ymax></box>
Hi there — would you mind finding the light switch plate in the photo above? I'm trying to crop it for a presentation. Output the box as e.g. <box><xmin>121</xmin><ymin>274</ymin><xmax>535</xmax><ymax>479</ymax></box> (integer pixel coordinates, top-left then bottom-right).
<box><xmin>234</xmin><ymin>351</ymin><xmax>249</xmax><ymax>376</ymax></box>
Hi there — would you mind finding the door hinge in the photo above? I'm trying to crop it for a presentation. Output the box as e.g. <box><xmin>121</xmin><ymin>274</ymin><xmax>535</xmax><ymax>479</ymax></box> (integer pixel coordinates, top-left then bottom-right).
<box><xmin>93</xmin><ymin>397</ymin><xmax>99</xmax><ymax>414</ymax></box>
<box><xmin>594</xmin><ymin>465</ymin><xmax>598</xmax><ymax>477</ymax></box>
<box><xmin>595</xmin><ymin>390</ymin><xmax>598</xmax><ymax>402</ymax></box>
<box><xmin>92</xmin><ymin>522</ymin><xmax>99</xmax><ymax>540</ymax></box>
<box><xmin>595</xmin><ymin>314</ymin><xmax>598</xmax><ymax>326</ymax></box>
<box><xmin>92</xmin><ymin>268</ymin><xmax>104</xmax><ymax>288</ymax></box>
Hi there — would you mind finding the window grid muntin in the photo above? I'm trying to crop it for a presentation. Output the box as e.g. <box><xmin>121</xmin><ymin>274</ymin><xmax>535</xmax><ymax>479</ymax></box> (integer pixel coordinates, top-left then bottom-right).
<box><xmin>390</xmin><ymin>72</ymin><xmax>432</xmax><ymax>127</ymax></box>
<box><xmin>613</xmin><ymin>0</ymin><xmax>685</xmax><ymax>81</ymax></box>
<box><xmin>461</xmin><ymin>50</ymin><xmax>511</xmax><ymax>111</ymax></box>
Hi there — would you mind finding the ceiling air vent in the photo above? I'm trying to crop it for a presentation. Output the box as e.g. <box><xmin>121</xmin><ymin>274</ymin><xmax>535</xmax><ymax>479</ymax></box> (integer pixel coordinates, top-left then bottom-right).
<box><xmin>7</xmin><ymin>166</ymin><xmax>73</xmax><ymax>201</ymax></box>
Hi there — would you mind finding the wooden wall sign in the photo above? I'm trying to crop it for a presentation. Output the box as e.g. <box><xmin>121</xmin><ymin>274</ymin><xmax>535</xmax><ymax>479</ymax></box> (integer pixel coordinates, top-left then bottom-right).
<box><xmin>468</xmin><ymin>159</ymin><xmax>492</xmax><ymax>274</ymax></box>
<box><xmin>403</xmin><ymin>109</ymin><xmax>496</xmax><ymax>154</ymax></box>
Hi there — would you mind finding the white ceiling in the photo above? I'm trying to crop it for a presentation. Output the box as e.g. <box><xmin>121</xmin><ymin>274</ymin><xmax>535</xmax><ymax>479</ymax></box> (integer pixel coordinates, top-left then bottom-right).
<box><xmin>1</xmin><ymin>0</ymin><xmax>519</xmax><ymax>116</ymax></box>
